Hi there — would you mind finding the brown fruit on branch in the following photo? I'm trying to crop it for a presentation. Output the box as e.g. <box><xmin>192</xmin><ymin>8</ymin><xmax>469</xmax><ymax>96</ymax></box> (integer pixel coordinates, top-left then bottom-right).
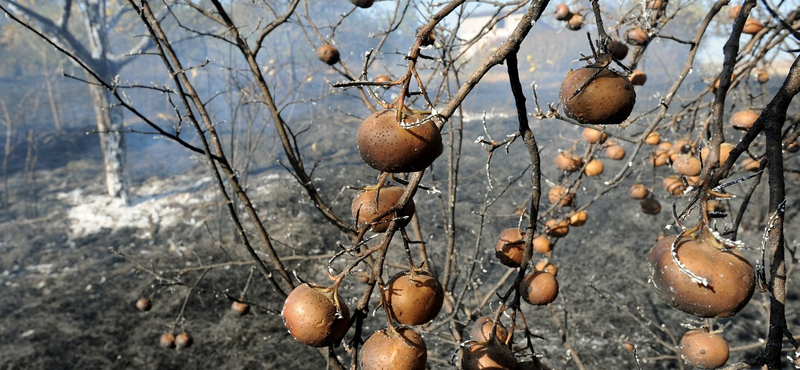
<box><xmin>566</xmin><ymin>14</ymin><xmax>584</xmax><ymax>30</ymax></box>
<box><xmin>606</xmin><ymin>145</ymin><xmax>626</xmax><ymax>160</ymax></box>
<box><xmin>629</xmin><ymin>70</ymin><xmax>647</xmax><ymax>86</ymax></box>
<box><xmin>629</xmin><ymin>183</ymin><xmax>649</xmax><ymax>199</ymax></box>
<box><xmin>742</xmin><ymin>158</ymin><xmax>760</xmax><ymax>171</ymax></box>
<box><xmin>135</xmin><ymin>298</ymin><xmax>151</xmax><ymax>312</ymax></box>
<box><xmin>160</xmin><ymin>333</ymin><xmax>175</xmax><ymax>349</ymax></box>
<box><xmin>384</xmin><ymin>270</ymin><xmax>444</xmax><ymax>325</ymax></box>
<box><xmin>554</xmin><ymin>4</ymin><xmax>572</xmax><ymax>21</ymax></box>
<box><xmin>361</xmin><ymin>327</ymin><xmax>427</xmax><ymax>370</ymax></box>
<box><xmin>470</xmin><ymin>316</ymin><xmax>510</xmax><ymax>343</ymax></box>
<box><xmin>535</xmin><ymin>260</ymin><xmax>558</xmax><ymax>276</ymax></box>
<box><xmin>554</xmin><ymin>151</ymin><xmax>583</xmax><ymax>172</ymax></box>
<box><xmin>548</xmin><ymin>185</ymin><xmax>575</xmax><ymax>207</ymax></box>
<box><xmin>646</xmin><ymin>234</ymin><xmax>755</xmax><ymax>318</ymax></box>
<box><xmin>461</xmin><ymin>340</ymin><xmax>518</xmax><ymax>370</ymax></box>
<box><xmin>349</xmin><ymin>0</ymin><xmax>374</xmax><ymax>8</ymax></box>
<box><xmin>417</xmin><ymin>26</ymin><xmax>435</xmax><ymax>47</ymax></box>
<box><xmin>175</xmin><ymin>332</ymin><xmax>192</xmax><ymax>349</ymax></box>
<box><xmin>560</xmin><ymin>68</ymin><xmax>636</xmax><ymax>125</ymax></box>
<box><xmin>231</xmin><ymin>301</ymin><xmax>250</xmax><ymax>316</ymax></box>
<box><xmin>672</xmin><ymin>155</ymin><xmax>701</xmax><ymax>176</ymax></box>
<box><xmin>282</xmin><ymin>284</ymin><xmax>350</xmax><ymax>347</ymax></box>
<box><xmin>351</xmin><ymin>186</ymin><xmax>416</xmax><ymax>232</ymax></box>
<box><xmin>728</xmin><ymin>4</ymin><xmax>742</xmax><ymax>19</ymax></box>
<box><xmin>645</xmin><ymin>132</ymin><xmax>661</xmax><ymax>145</ymax></box>
<box><xmin>624</xmin><ymin>27</ymin><xmax>650</xmax><ymax>45</ymax></box>
<box><xmin>646</xmin><ymin>0</ymin><xmax>664</xmax><ymax>9</ymax></box>
<box><xmin>700</xmin><ymin>143</ymin><xmax>733</xmax><ymax>166</ymax></box>
<box><xmin>533</xmin><ymin>235</ymin><xmax>553</xmax><ymax>254</ymax></box>
<box><xmin>664</xmin><ymin>175</ymin><xmax>686</xmax><ymax>196</ymax></box>
<box><xmin>756</xmin><ymin>69</ymin><xmax>769</xmax><ymax>84</ymax></box>
<box><xmin>680</xmin><ymin>330</ymin><xmax>730</xmax><ymax>369</ymax></box>
<box><xmin>742</xmin><ymin>18</ymin><xmax>763</xmax><ymax>34</ymax></box>
<box><xmin>640</xmin><ymin>198</ymin><xmax>662</xmax><ymax>214</ymax></box>
<box><xmin>522</xmin><ymin>271</ymin><xmax>559</xmax><ymax>305</ymax></box>
<box><xmin>584</xmin><ymin>159</ymin><xmax>604</xmax><ymax>176</ymax></box>
<box><xmin>545</xmin><ymin>219</ymin><xmax>569</xmax><ymax>238</ymax></box>
<box><xmin>568</xmin><ymin>210</ymin><xmax>587</xmax><ymax>226</ymax></box>
<box><xmin>357</xmin><ymin>110</ymin><xmax>443</xmax><ymax>173</ymax></box>
<box><xmin>607</xmin><ymin>40</ymin><xmax>629</xmax><ymax>60</ymax></box>
<box><xmin>316</xmin><ymin>44</ymin><xmax>340</xmax><ymax>65</ymax></box>
<box><xmin>582</xmin><ymin>127</ymin><xmax>607</xmax><ymax>144</ymax></box>
<box><xmin>495</xmin><ymin>228</ymin><xmax>525</xmax><ymax>267</ymax></box>
<box><xmin>730</xmin><ymin>109</ymin><xmax>759</xmax><ymax>131</ymax></box>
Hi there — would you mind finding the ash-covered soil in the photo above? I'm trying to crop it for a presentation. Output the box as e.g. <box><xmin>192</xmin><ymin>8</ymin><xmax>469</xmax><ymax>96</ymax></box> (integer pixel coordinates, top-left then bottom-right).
<box><xmin>0</xmin><ymin>89</ymin><xmax>799</xmax><ymax>370</ymax></box>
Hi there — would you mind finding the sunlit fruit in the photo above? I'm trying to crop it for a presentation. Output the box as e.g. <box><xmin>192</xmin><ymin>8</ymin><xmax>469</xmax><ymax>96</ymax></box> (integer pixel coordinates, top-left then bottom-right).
<box><xmin>533</xmin><ymin>235</ymin><xmax>552</xmax><ymax>254</ymax></box>
<box><xmin>470</xmin><ymin>316</ymin><xmax>510</xmax><ymax>343</ymax></box>
<box><xmin>711</xmin><ymin>73</ymin><xmax>736</xmax><ymax>92</ymax></box>
<box><xmin>584</xmin><ymin>159</ymin><xmax>604</xmax><ymax>176</ymax></box>
<box><xmin>554</xmin><ymin>4</ymin><xmax>571</xmax><ymax>21</ymax></box>
<box><xmin>700</xmin><ymin>143</ymin><xmax>733</xmax><ymax>166</ymax></box>
<box><xmin>646</xmin><ymin>132</ymin><xmax>661</xmax><ymax>145</ymax></box>
<box><xmin>568</xmin><ymin>210</ymin><xmax>587</xmax><ymax>226</ymax></box>
<box><xmin>545</xmin><ymin>219</ymin><xmax>569</xmax><ymax>238</ymax></box>
<box><xmin>607</xmin><ymin>39</ymin><xmax>629</xmax><ymax>60</ymax></box>
<box><xmin>742</xmin><ymin>158</ymin><xmax>760</xmax><ymax>171</ymax></box>
<box><xmin>787</xmin><ymin>141</ymin><xmax>799</xmax><ymax>152</ymax></box>
<box><xmin>672</xmin><ymin>155</ymin><xmax>701</xmax><ymax>176</ymax></box>
<box><xmin>606</xmin><ymin>145</ymin><xmax>626</xmax><ymax>160</ymax></box>
<box><xmin>175</xmin><ymin>332</ymin><xmax>192</xmax><ymax>349</ymax></box>
<box><xmin>629</xmin><ymin>183</ymin><xmax>649</xmax><ymax>199</ymax></box>
<box><xmin>361</xmin><ymin>327</ymin><xmax>427</xmax><ymax>370</ymax></box>
<box><xmin>646</xmin><ymin>233</ymin><xmax>755</xmax><ymax>318</ymax></box>
<box><xmin>680</xmin><ymin>330</ymin><xmax>730</xmax><ymax>369</ymax></box>
<box><xmin>384</xmin><ymin>270</ymin><xmax>444</xmax><ymax>325</ymax></box>
<box><xmin>756</xmin><ymin>69</ymin><xmax>769</xmax><ymax>84</ymax></box>
<box><xmin>522</xmin><ymin>271</ymin><xmax>559</xmax><ymax>305</ymax></box>
<box><xmin>742</xmin><ymin>18</ymin><xmax>763</xmax><ymax>34</ymax></box>
<box><xmin>495</xmin><ymin>228</ymin><xmax>525</xmax><ymax>267</ymax></box>
<box><xmin>651</xmin><ymin>150</ymin><xmax>670</xmax><ymax>167</ymax></box>
<box><xmin>629</xmin><ymin>70</ymin><xmax>647</xmax><ymax>86</ymax></box>
<box><xmin>728</xmin><ymin>4</ymin><xmax>741</xmax><ymax>19</ymax></box>
<box><xmin>316</xmin><ymin>44</ymin><xmax>340</xmax><ymax>65</ymax></box>
<box><xmin>548</xmin><ymin>185</ymin><xmax>575</xmax><ymax>207</ymax></box>
<box><xmin>640</xmin><ymin>197</ymin><xmax>661</xmax><ymax>215</ymax></box>
<box><xmin>566</xmin><ymin>14</ymin><xmax>584</xmax><ymax>30</ymax></box>
<box><xmin>375</xmin><ymin>74</ymin><xmax>392</xmax><ymax>87</ymax></box>
<box><xmin>582</xmin><ymin>127</ymin><xmax>607</xmax><ymax>144</ymax></box>
<box><xmin>664</xmin><ymin>175</ymin><xmax>686</xmax><ymax>195</ymax></box>
<box><xmin>730</xmin><ymin>109</ymin><xmax>759</xmax><ymax>131</ymax></box>
<box><xmin>136</xmin><ymin>298</ymin><xmax>151</xmax><ymax>312</ymax></box>
<box><xmin>160</xmin><ymin>332</ymin><xmax>175</xmax><ymax>349</ymax></box>
<box><xmin>554</xmin><ymin>151</ymin><xmax>583</xmax><ymax>172</ymax></box>
<box><xmin>357</xmin><ymin>110</ymin><xmax>443</xmax><ymax>173</ymax></box>
<box><xmin>535</xmin><ymin>260</ymin><xmax>558</xmax><ymax>276</ymax></box>
<box><xmin>560</xmin><ymin>68</ymin><xmax>636</xmax><ymax>125</ymax></box>
<box><xmin>231</xmin><ymin>301</ymin><xmax>250</xmax><ymax>315</ymax></box>
<box><xmin>282</xmin><ymin>283</ymin><xmax>350</xmax><ymax>347</ymax></box>
<box><xmin>625</xmin><ymin>27</ymin><xmax>649</xmax><ymax>45</ymax></box>
<box><xmin>461</xmin><ymin>340</ymin><xmax>518</xmax><ymax>370</ymax></box>
<box><xmin>352</xmin><ymin>186</ymin><xmax>416</xmax><ymax>232</ymax></box>
<box><xmin>349</xmin><ymin>0</ymin><xmax>374</xmax><ymax>8</ymax></box>
<box><xmin>622</xmin><ymin>342</ymin><xmax>635</xmax><ymax>351</ymax></box>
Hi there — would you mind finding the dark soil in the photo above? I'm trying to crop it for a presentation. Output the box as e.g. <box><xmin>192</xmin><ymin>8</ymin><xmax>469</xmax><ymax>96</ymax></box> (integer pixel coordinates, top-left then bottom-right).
<box><xmin>0</xmin><ymin>80</ymin><xmax>799</xmax><ymax>370</ymax></box>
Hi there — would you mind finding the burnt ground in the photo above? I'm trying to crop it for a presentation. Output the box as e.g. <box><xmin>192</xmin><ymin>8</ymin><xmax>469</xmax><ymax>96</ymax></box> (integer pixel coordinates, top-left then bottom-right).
<box><xmin>0</xmin><ymin>80</ymin><xmax>799</xmax><ymax>370</ymax></box>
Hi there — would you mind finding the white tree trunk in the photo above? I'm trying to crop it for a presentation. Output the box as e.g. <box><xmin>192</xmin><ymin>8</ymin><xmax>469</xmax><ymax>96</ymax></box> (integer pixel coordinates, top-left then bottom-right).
<box><xmin>87</xmin><ymin>81</ymin><xmax>128</xmax><ymax>203</ymax></box>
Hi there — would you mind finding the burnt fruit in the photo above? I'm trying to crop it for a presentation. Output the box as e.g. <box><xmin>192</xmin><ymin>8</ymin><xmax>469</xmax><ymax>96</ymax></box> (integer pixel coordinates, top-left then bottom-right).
<box><xmin>316</xmin><ymin>44</ymin><xmax>340</xmax><ymax>65</ymax></box>
<box><xmin>560</xmin><ymin>68</ymin><xmax>636</xmax><ymax>125</ymax></box>
<box><xmin>361</xmin><ymin>327</ymin><xmax>427</xmax><ymax>370</ymax></box>
<box><xmin>384</xmin><ymin>270</ymin><xmax>444</xmax><ymax>325</ymax></box>
<box><xmin>281</xmin><ymin>283</ymin><xmax>350</xmax><ymax>347</ymax></box>
<box><xmin>461</xmin><ymin>340</ymin><xmax>518</xmax><ymax>370</ymax></box>
<box><xmin>357</xmin><ymin>110</ymin><xmax>443</xmax><ymax>173</ymax></box>
<box><xmin>136</xmin><ymin>298</ymin><xmax>151</xmax><ymax>312</ymax></box>
<box><xmin>522</xmin><ymin>271</ymin><xmax>559</xmax><ymax>305</ymax></box>
<box><xmin>351</xmin><ymin>186</ymin><xmax>416</xmax><ymax>232</ymax></box>
<box><xmin>680</xmin><ymin>330</ymin><xmax>729</xmax><ymax>369</ymax></box>
<box><xmin>470</xmin><ymin>316</ymin><xmax>510</xmax><ymax>343</ymax></box>
<box><xmin>495</xmin><ymin>228</ymin><xmax>525</xmax><ymax>267</ymax></box>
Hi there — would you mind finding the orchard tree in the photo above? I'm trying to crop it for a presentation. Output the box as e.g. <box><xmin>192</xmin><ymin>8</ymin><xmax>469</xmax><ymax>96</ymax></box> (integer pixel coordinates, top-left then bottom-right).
<box><xmin>4</xmin><ymin>0</ymin><xmax>800</xmax><ymax>369</ymax></box>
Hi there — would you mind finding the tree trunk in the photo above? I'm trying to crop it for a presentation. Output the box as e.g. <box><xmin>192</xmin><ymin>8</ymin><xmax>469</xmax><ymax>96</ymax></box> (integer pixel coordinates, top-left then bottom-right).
<box><xmin>86</xmin><ymin>77</ymin><xmax>128</xmax><ymax>203</ymax></box>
